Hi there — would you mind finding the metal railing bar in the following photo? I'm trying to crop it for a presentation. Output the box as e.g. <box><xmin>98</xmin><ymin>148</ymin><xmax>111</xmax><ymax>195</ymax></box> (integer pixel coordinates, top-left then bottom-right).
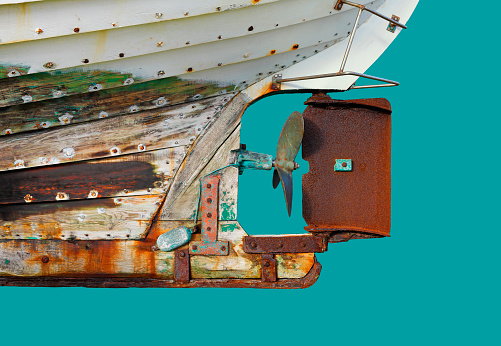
<box><xmin>341</xmin><ymin>0</ymin><xmax>407</xmax><ymax>29</ymax></box>
<box><xmin>339</xmin><ymin>7</ymin><xmax>363</xmax><ymax>72</ymax></box>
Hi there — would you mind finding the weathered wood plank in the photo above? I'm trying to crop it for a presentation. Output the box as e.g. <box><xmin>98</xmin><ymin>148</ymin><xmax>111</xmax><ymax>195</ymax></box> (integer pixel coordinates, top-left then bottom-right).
<box><xmin>0</xmin><ymin>0</ymin><xmax>280</xmax><ymax>44</ymax></box>
<box><xmin>0</xmin><ymin>76</ymin><xmax>234</xmax><ymax>136</ymax></box>
<box><xmin>0</xmin><ymin>14</ymin><xmax>343</xmax><ymax>107</ymax></box>
<box><xmin>161</xmin><ymin>124</ymin><xmax>240</xmax><ymax>220</ymax></box>
<box><xmin>0</xmin><ymin>195</ymin><xmax>163</xmax><ymax>240</ymax></box>
<box><xmin>0</xmin><ymin>95</ymin><xmax>228</xmax><ymax>171</ymax></box>
<box><xmin>0</xmin><ymin>146</ymin><xmax>187</xmax><ymax>204</ymax></box>
<box><xmin>0</xmin><ymin>220</ymin><xmax>315</xmax><ymax>279</ymax></box>
<box><xmin>161</xmin><ymin>93</ymin><xmax>247</xmax><ymax>218</ymax></box>
<box><xmin>0</xmin><ymin>0</ymin><xmax>336</xmax><ymax>74</ymax></box>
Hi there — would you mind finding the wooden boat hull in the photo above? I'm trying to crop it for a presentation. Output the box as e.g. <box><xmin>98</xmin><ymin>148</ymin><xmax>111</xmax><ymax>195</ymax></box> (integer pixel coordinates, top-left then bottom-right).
<box><xmin>0</xmin><ymin>0</ymin><xmax>418</xmax><ymax>287</ymax></box>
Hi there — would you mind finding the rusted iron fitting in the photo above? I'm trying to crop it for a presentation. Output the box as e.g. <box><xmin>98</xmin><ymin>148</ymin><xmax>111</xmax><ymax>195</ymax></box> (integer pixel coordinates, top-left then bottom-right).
<box><xmin>243</xmin><ymin>235</ymin><xmax>328</xmax><ymax>254</ymax></box>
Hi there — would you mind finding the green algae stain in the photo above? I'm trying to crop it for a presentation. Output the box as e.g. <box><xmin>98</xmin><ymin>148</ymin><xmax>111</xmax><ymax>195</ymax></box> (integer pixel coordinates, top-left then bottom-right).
<box><xmin>221</xmin><ymin>202</ymin><xmax>236</xmax><ymax>221</ymax></box>
<box><xmin>4</xmin><ymin>259</ymin><xmax>10</xmax><ymax>265</ymax></box>
<box><xmin>0</xmin><ymin>64</ymin><xmax>31</xmax><ymax>78</ymax></box>
<box><xmin>220</xmin><ymin>223</ymin><xmax>238</xmax><ymax>233</ymax></box>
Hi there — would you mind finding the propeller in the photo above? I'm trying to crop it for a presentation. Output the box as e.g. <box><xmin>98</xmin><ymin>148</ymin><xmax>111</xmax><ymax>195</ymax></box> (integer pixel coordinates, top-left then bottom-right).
<box><xmin>229</xmin><ymin>111</ymin><xmax>304</xmax><ymax>216</ymax></box>
<box><xmin>272</xmin><ymin>111</ymin><xmax>304</xmax><ymax>216</ymax></box>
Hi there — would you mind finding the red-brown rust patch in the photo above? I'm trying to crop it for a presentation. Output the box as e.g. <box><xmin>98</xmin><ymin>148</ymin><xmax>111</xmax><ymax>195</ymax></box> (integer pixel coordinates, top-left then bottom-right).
<box><xmin>252</xmin><ymin>0</ymin><xmax>261</xmax><ymax>4</ymax></box>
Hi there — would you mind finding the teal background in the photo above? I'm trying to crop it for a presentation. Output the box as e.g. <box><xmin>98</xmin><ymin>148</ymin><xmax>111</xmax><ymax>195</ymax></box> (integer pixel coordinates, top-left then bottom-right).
<box><xmin>1</xmin><ymin>1</ymin><xmax>499</xmax><ymax>345</ymax></box>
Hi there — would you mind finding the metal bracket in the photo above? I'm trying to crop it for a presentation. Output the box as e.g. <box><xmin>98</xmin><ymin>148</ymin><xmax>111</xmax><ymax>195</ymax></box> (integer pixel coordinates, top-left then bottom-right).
<box><xmin>243</xmin><ymin>235</ymin><xmax>328</xmax><ymax>254</ymax></box>
<box><xmin>387</xmin><ymin>15</ymin><xmax>401</xmax><ymax>33</ymax></box>
<box><xmin>334</xmin><ymin>159</ymin><xmax>352</xmax><ymax>172</ymax></box>
<box><xmin>174</xmin><ymin>249</ymin><xmax>190</xmax><ymax>283</ymax></box>
<box><xmin>261</xmin><ymin>254</ymin><xmax>277</xmax><ymax>282</ymax></box>
<box><xmin>275</xmin><ymin>0</ymin><xmax>408</xmax><ymax>90</ymax></box>
<box><xmin>189</xmin><ymin>175</ymin><xmax>229</xmax><ymax>255</ymax></box>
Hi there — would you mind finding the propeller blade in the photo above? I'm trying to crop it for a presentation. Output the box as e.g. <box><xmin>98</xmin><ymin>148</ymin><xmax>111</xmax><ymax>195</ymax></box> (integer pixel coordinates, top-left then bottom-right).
<box><xmin>276</xmin><ymin>111</ymin><xmax>304</xmax><ymax>163</ymax></box>
<box><xmin>272</xmin><ymin>168</ymin><xmax>280</xmax><ymax>189</ymax></box>
<box><xmin>276</xmin><ymin>166</ymin><xmax>293</xmax><ymax>216</ymax></box>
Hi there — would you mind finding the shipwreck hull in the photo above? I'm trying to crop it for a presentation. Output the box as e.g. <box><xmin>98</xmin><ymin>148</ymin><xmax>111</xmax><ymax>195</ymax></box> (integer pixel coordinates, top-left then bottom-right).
<box><xmin>0</xmin><ymin>0</ymin><xmax>418</xmax><ymax>287</ymax></box>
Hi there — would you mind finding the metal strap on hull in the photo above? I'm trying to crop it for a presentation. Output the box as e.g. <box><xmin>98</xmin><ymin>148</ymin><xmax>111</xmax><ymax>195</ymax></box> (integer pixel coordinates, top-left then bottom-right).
<box><xmin>273</xmin><ymin>0</ymin><xmax>408</xmax><ymax>90</ymax></box>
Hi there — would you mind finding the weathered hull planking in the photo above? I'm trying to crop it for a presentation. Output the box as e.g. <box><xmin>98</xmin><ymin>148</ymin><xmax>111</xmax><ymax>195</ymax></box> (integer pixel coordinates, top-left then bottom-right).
<box><xmin>0</xmin><ymin>0</ymin><xmax>418</xmax><ymax>287</ymax></box>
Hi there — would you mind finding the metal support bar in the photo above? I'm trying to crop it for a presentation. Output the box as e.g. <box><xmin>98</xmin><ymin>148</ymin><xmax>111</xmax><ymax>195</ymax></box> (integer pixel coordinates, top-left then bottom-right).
<box><xmin>274</xmin><ymin>0</ymin><xmax>407</xmax><ymax>90</ymax></box>
<box><xmin>189</xmin><ymin>175</ymin><xmax>229</xmax><ymax>256</ymax></box>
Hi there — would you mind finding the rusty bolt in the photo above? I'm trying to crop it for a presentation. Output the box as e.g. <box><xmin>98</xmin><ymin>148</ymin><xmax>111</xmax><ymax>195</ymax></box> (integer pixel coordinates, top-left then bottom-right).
<box><xmin>73</xmin><ymin>27</ymin><xmax>80</xmax><ymax>33</ymax></box>
<box><xmin>206</xmin><ymin>183</ymin><xmax>212</xmax><ymax>189</ymax></box>
<box><xmin>207</xmin><ymin>213</ymin><xmax>212</xmax><ymax>218</ymax></box>
<box><xmin>342</xmin><ymin>162</ymin><xmax>347</xmax><ymax>167</ymax></box>
<box><xmin>207</xmin><ymin>227</ymin><xmax>212</xmax><ymax>232</ymax></box>
<box><xmin>179</xmin><ymin>252</ymin><xmax>186</xmax><ymax>258</ymax></box>
<box><xmin>250</xmin><ymin>242</ymin><xmax>257</xmax><ymax>248</ymax></box>
<box><xmin>41</xmin><ymin>256</ymin><xmax>49</xmax><ymax>263</ymax></box>
<box><xmin>207</xmin><ymin>198</ymin><xmax>212</xmax><ymax>203</ymax></box>
<box><xmin>192</xmin><ymin>245</ymin><xmax>198</xmax><ymax>251</ymax></box>
<box><xmin>221</xmin><ymin>246</ymin><xmax>226</xmax><ymax>251</ymax></box>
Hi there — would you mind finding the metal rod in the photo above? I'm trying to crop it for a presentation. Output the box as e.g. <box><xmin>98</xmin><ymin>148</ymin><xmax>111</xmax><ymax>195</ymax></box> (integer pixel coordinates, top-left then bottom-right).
<box><xmin>341</xmin><ymin>0</ymin><xmax>407</xmax><ymax>29</ymax></box>
<box><xmin>275</xmin><ymin>71</ymin><xmax>399</xmax><ymax>88</ymax></box>
<box><xmin>339</xmin><ymin>7</ymin><xmax>363</xmax><ymax>72</ymax></box>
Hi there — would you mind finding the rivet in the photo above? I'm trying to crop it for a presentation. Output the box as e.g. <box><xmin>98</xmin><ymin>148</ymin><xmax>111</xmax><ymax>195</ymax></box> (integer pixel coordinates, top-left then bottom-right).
<box><xmin>35</xmin><ymin>28</ymin><xmax>43</xmax><ymax>34</ymax></box>
<box><xmin>270</xmin><ymin>49</ymin><xmax>276</xmax><ymax>55</ymax></box>
<box><xmin>112</xmin><ymin>22</ymin><xmax>117</xmax><ymax>27</ymax></box>
<box><xmin>85</xmin><ymin>244</ymin><xmax>92</xmax><ymax>250</ymax></box>
<box><xmin>221</xmin><ymin>246</ymin><xmax>226</xmax><ymax>251</ymax></box>
<box><xmin>250</xmin><ymin>242</ymin><xmax>257</xmax><ymax>248</ymax></box>
<box><xmin>207</xmin><ymin>198</ymin><xmax>212</xmax><ymax>203</ymax></box>
<box><xmin>185</xmin><ymin>41</ymin><xmax>190</xmax><ymax>45</ymax></box>
<box><xmin>192</xmin><ymin>245</ymin><xmax>198</xmax><ymax>251</ymax></box>
<box><xmin>207</xmin><ymin>227</ymin><xmax>212</xmax><ymax>232</ymax></box>
<box><xmin>184</xmin><ymin>12</ymin><xmax>189</xmax><ymax>16</ymax></box>
<box><xmin>217</xmin><ymin>63</ymin><xmax>222</xmax><ymax>66</ymax></box>
<box><xmin>73</xmin><ymin>27</ymin><xmax>80</xmax><ymax>33</ymax></box>
<box><xmin>187</xmin><ymin>67</ymin><xmax>193</xmax><ymax>72</ymax></box>
<box><xmin>264</xmin><ymin>261</ymin><xmax>270</xmax><ymax>267</ymax></box>
<box><xmin>24</xmin><ymin>194</ymin><xmax>34</xmax><ymax>203</ymax></box>
<box><xmin>301</xmin><ymin>242</ymin><xmax>306</xmax><ymax>247</ymax></box>
<box><xmin>179</xmin><ymin>252</ymin><xmax>186</xmax><ymax>258</ymax></box>
<box><xmin>278</xmin><ymin>243</ymin><xmax>283</xmax><ymax>248</ymax></box>
<box><xmin>206</xmin><ymin>183</ymin><xmax>212</xmax><ymax>188</ymax></box>
<box><xmin>119</xmin><ymin>53</ymin><xmax>125</xmax><ymax>58</ymax></box>
<box><xmin>44</xmin><ymin>62</ymin><xmax>55</xmax><ymax>69</ymax></box>
<box><xmin>218</xmin><ymin>35</ymin><xmax>222</xmax><ymax>39</ymax></box>
<box><xmin>82</xmin><ymin>58</ymin><xmax>89</xmax><ymax>63</ymax></box>
<box><xmin>248</xmin><ymin>26</ymin><xmax>254</xmax><ymax>31</ymax></box>
<box><xmin>157</xmin><ymin>41</ymin><xmax>163</xmax><ymax>47</ymax></box>
<box><xmin>207</xmin><ymin>213</ymin><xmax>212</xmax><ymax>218</ymax></box>
<box><xmin>41</xmin><ymin>256</ymin><xmax>49</xmax><ymax>263</ymax></box>
<box><xmin>155</xmin><ymin>13</ymin><xmax>163</xmax><ymax>19</ymax></box>
<box><xmin>292</xmin><ymin>44</ymin><xmax>299</xmax><ymax>50</ymax></box>
<box><xmin>158</xmin><ymin>70</ymin><xmax>165</xmax><ymax>76</ymax></box>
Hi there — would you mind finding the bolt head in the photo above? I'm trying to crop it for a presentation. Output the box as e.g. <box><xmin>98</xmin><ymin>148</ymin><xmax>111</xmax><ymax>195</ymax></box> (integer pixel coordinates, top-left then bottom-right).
<box><xmin>41</xmin><ymin>256</ymin><xmax>49</xmax><ymax>263</ymax></box>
